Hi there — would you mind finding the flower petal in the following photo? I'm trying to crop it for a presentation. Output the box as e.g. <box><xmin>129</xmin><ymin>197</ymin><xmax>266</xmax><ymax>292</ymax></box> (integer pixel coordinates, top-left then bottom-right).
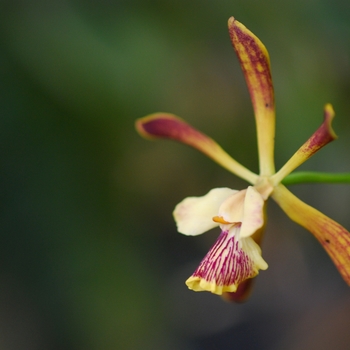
<box><xmin>186</xmin><ymin>226</ymin><xmax>268</xmax><ymax>295</ymax></box>
<box><xmin>173</xmin><ymin>187</ymin><xmax>237</xmax><ymax>236</ymax></box>
<box><xmin>218</xmin><ymin>189</ymin><xmax>246</xmax><ymax>223</ymax></box>
<box><xmin>272</xmin><ymin>104</ymin><xmax>337</xmax><ymax>185</ymax></box>
<box><xmin>272</xmin><ymin>184</ymin><xmax>350</xmax><ymax>285</ymax></box>
<box><xmin>135</xmin><ymin>113</ymin><xmax>258</xmax><ymax>184</ymax></box>
<box><xmin>241</xmin><ymin>186</ymin><xmax>265</xmax><ymax>238</ymax></box>
<box><xmin>228</xmin><ymin>17</ymin><xmax>275</xmax><ymax>176</ymax></box>
<box><xmin>218</xmin><ymin>186</ymin><xmax>265</xmax><ymax>238</ymax></box>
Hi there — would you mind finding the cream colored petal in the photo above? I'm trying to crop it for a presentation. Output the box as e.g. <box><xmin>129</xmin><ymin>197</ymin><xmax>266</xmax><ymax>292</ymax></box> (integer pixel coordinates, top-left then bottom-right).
<box><xmin>217</xmin><ymin>186</ymin><xmax>265</xmax><ymax>238</ymax></box>
<box><xmin>136</xmin><ymin>113</ymin><xmax>258</xmax><ymax>184</ymax></box>
<box><xmin>173</xmin><ymin>187</ymin><xmax>237</xmax><ymax>236</ymax></box>
<box><xmin>218</xmin><ymin>189</ymin><xmax>246</xmax><ymax>223</ymax></box>
<box><xmin>240</xmin><ymin>186</ymin><xmax>265</xmax><ymax>238</ymax></box>
<box><xmin>186</xmin><ymin>226</ymin><xmax>268</xmax><ymax>295</ymax></box>
<box><xmin>272</xmin><ymin>184</ymin><xmax>350</xmax><ymax>286</ymax></box>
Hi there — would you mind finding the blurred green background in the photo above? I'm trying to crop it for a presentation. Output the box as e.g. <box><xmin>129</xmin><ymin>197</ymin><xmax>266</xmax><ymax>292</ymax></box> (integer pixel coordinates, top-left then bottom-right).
<box><xmin>0</xmin><ymin>0</ymin><xmax>349</xmax><ymax>349</ymax></box>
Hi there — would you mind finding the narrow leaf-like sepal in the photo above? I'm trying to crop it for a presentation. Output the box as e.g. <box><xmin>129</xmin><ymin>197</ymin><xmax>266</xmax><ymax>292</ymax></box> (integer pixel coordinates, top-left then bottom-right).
<box><xmin>272</xmin><ymin>184</ymin><xmax>350</xmax><ymax>285</ymax></box>
<box><xmin>136</xmin><ymin>113</ymin><xmax>258</xmax><ymax>183</ymax></box>
<box><xmin>272</xmin><ymin>104</ymin><xmax>337</xmax><ymax>184</ymax></box>
<box><xmin>228</xmin><ymin>17</ymin><xmax>275</xmax><ymax>176</ymax></box>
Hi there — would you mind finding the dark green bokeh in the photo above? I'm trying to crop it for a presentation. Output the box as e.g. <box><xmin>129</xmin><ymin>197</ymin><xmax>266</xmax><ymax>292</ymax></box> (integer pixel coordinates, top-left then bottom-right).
<box><xmin>0</xmin><ymin>1</ymin><xmax>349</xmax><ymax>349</ymax></box>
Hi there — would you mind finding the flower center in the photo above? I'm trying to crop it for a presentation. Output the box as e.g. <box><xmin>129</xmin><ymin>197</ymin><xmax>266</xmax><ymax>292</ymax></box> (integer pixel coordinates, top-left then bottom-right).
<box><xmin>254</xmin><ymin>176</ymin><xmax>274</xmax><ymax>199</ymax></box>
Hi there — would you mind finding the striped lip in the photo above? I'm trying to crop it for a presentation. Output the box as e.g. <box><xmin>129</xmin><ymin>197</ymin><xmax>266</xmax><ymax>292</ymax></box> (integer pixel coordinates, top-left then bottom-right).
<box><xmin>186</xmin><ymin>226</ymin><xmax>267</xmax><ymax>295</ymax></box>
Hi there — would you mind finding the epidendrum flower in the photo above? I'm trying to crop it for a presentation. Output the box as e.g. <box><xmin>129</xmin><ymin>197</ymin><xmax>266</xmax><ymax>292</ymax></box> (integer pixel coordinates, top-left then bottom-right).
<box><xmin>135</xmin><ymin>17</ymin><xmax>350</xmax><ymax>300</ymax></box>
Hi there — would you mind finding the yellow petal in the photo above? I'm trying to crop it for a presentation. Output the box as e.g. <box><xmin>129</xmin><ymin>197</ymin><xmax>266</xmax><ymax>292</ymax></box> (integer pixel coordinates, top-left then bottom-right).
<box><xmin>272</xmin><ymin>184</ymin><xmax>350</xmax><ymax>285</ymax></box>
<box><xmin>136</xmin><ymin>113</ymin><xmax>258</xmax><ymax>184</ymax></box>
<box><xmin>228</xmin><ymin>17</ymin><xmax>275</xmax><ymax>176</ymax></box>
<box><xmin>272</xmin><ymin>104</ymin><xmax>337</xmax><ymax>185</ymax></box>
<box><xmin>173</xmin><ymin>188</ymin><xmax>237</xmax><ymax>236</ymax></box>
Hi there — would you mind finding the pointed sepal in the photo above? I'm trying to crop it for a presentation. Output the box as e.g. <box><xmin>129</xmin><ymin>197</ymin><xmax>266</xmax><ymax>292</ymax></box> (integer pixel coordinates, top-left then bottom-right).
<box><xmin>136</xmin><ymin>113</ymin><xmax>258</xmax><ymax>183</ymax></box>
<box><xmin>272</xmin><ymin>104</ymin><xmax>337</xmax><ymax>184</ymax></box>
<box><xmin>228</xmin><ymin>17</ymin><xmax>275</xmax><ymax>176</ymax></box>
<box><xmin>272</xmin><ymin>184</ymin><xmax>350</xmax><ymax>285</ymax></box>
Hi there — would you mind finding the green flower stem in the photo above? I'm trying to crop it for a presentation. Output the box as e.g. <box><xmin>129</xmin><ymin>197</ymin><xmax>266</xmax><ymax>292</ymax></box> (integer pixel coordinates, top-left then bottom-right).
<box><xmin>282</xmin><ymin>171</ymin><xmax>350</xmax><ymax>186</ymax></box>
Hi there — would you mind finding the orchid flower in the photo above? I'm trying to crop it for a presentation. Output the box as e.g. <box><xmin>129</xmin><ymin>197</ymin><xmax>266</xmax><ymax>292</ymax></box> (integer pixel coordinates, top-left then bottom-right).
<box><xmin>135</xmin><ymin>17</ymin><xmax>350</xmax><ymax>299</ymax></box>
